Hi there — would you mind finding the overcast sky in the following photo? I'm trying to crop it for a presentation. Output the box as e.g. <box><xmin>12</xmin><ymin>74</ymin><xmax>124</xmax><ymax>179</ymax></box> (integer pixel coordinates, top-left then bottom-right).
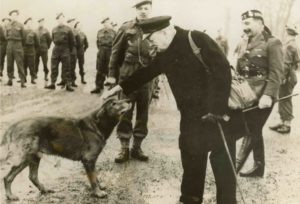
<box><xmin>1</xmin><ymin>0</ymin><xmax>299</xmax><ymax>54</ymax></box>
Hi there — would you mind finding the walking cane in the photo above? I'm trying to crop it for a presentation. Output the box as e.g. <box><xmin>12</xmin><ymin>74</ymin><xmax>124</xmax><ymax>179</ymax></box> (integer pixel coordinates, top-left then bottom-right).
<box><xmin>216</xmin><ymin>120</ymin><xmax>247</xmax><ymax>204</ymax></box>
<box><xmin>242</xmin><ymin>93</ymin><xmax>299</xmax><ymax>113</ymax></box>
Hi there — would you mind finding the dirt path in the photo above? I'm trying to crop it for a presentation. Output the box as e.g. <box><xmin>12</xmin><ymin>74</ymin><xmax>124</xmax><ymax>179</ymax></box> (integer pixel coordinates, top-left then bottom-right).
<box><xmin>0</xmin><ymin>61</ymin><xmax>300</xmax><ymax>203</ymax></box>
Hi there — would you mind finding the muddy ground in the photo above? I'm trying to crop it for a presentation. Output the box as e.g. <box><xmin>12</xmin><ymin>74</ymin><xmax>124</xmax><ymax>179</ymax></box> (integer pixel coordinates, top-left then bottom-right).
<box><xmin>0</xmin><ymin>52</ymin><xmax>300</xmax><ymax>204</ymax></box>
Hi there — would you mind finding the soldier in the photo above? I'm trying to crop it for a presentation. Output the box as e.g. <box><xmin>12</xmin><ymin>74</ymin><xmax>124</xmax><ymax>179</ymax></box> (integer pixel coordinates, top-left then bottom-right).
<box><xmin>0</xmin><ymin>18</ymin><xmax>11</xmax><ymax>77</ymax></box>
<box><xmin>105</xmin><ymin>0</ymin><xmax>153</xmax><ymax>163</ymax></box>
<box><xmin>23</xmin><ymin>18</ymin><xmax>40</xmax><ymax>84</ymax></box>
<box><xmin>269</xmin><ymin>25</ymin><xmax>299</xmax><ymax>134</ymax></box>
<box><xmin>5</xmin><ymin>10</ymin><xmax>26</xmax><ymax>87</ymax></box>
<box><xmin>235</xmin><ymin>10</ymin><xmax>283</xmax><ymax>177</ymax></box>
<box><xmin>74</xmin><ymin>21</ymin><xmax>88</xmax><ymax>84</ymax></box>
<box><xmin>45</xmin><ymin>13</ymin><xmax>74</xmax><ymax>92</ymax></box>
<box><xmin>215</xmin><ymin>28</ymin><xmax>229</xmax><ymax>57</ymax></box>
<box><xmin>64</xmin><ymin>18</ymin><xmax>80</xmax><ymax>87</ymax></box>
<box><xmin>35</xmin><ymin>18</ymin><xmax>51</xmax><ymax>81</ymax></box>
<box><xmin>103</xmin><ymin>16</ymin><xmax>235</xmax><ymax>204</ymax></box>
<box><xmin>90</xmin><ymin>17</ymin><xmax>116</xmax><ymax>94</ymax></box>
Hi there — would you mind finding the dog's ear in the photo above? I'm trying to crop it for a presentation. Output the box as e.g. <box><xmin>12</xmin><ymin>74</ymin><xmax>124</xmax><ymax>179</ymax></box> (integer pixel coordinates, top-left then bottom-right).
<box><xmin>96</xmin><ymin>97</ymin><xmax>117</xmax><ymax>119</ymax></box>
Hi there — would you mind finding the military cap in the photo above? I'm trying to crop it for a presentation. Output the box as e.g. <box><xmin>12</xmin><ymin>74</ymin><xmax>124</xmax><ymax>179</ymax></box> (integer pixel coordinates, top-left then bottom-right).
<box><xmin>56</xmin><ymin>12</ymin><xmax>64</xmax><ymax>20</ymax></box>
<box><xmin>133</xmin><ymin>0</ymin><xmax>152</xmax><ymax>8</ymax></box>
<box><xmin>112</xmin><ymin>23</ymin><xmax>118</xmax><ymax>27</ymax></box>
<box><xmin>137</xmin><ymin>16</ymin><xmax>172</xmax><ymax>34</ymax></box>
<box><xmin>2</xmin><ymin>18</ymin><xmax>11</xmax><ymax>22</ymax></box>
<box><xmin>67</xmin><ymin>18</ymin><xmax>76</xmax><ymax>23</ymax></box>
<box><xmin>101</xmin><ymin>17</ymin><xmax>109</xmax><ymax>24</ymax></box>
<box><xmin>24</xmin><ymin>17</ymin><xmax>32</xmax><ymax>25</ymax></box>
<box><xmin>74</xmin><ymin>21</ymin><xmax>80</xmax><ymax>28</ymax></box>
<box><xmin>9</xmin><ymin>10</ymin><xmax>19</xmax><ymax>16</ymax></box>
<box><xmin>38</xmin><ymin>18</ymin><xmax>45</xmax><ymax>23</ymax></box>
<box><xmin>241</xmin><ymin>10</ymin><xmax>263</xmax><ymax>21</ymax></box>
<box><xmin>286</xmin><ymin>25</ymin><xmax>298</xmax><ymax>36</ymax></box>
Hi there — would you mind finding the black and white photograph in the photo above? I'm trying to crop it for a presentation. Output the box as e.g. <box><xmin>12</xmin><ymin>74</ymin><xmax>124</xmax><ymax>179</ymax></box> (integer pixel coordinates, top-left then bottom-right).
<box><xmin>0</xmin><ymin>0</ymin><xmax>300</xmax><ymax>203</ymax></box>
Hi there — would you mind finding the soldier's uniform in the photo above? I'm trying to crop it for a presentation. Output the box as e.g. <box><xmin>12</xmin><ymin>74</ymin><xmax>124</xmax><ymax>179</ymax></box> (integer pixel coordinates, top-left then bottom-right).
<box><xmin>0</xmin><ymin>21</ymin><xmax>9</xmax><ymax>77</ymax></box>
<box><xmin>271</xmin><ymin>28</ymin><xmax>299</xmax><ymax>133</ymax></box>
<box><xmin>108</xmin><ymin>18</ymin><xmax>153</xmax><ymax>162</ymax></box>
<box><xmin>235</xmin><ymin>10</ymin><xmax>284</xmax><ymax>177</ymax></box>
<box><xmin>23</xmin><ymin>19</ymin><xmax>40</xmax><ymax>83</ymax></box>
<box><xmin>92</xmin><ymin>26</ymin><xmax>116</xmax><ymax>92</ymax></box>
<box><xmin>48</xmin><ymin>24</ymin><xmax>74</xmax><ymax>89</ymax></box>
<box><xmin>76</xmin><ymin>28</ymin><xmax>88</xmax><ymax>83</ymax></box>
<box><xmin>35</xmin><ymin>20</ymin><xmax>51</xmax><ymax>80</ymax></box>
<box><xmin>69</xmin><ymin>22</ymin><xmax>80</xmax><ymax>86</ymax></box>
<box><xmin>6</xmin><ymin>15</ymin><xmax>26</xmax><ymax>86</ymax></box>
<box><xmin>215</xmin><ymin>35</ymin><xmax>229</xmax><ymax>57</ymax></box>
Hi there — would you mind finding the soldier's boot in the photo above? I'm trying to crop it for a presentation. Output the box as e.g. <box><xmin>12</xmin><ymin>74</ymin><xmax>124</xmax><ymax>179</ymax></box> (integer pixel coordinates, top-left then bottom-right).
<box><xmin>81</xmin><ymin>75</ymin><xmax>87</xmax><ymax>84</ymax></box>
<box><xmin>71</xmin><ymin>81</ymin><xmax>78</xmax><ymax>87</ymax></box>
<box><xmin>239</xmin><ymin>161</ymin><xmax>264</xmax><ymax>177</ymax></box>
<box><xmin>131</xmin><ymin>138</ymin><xmax>149</xmax><ymax>162</ymax></box>
<box><xmin>31</xmin><ymin>78</ymin><xmax>36</xmax><ymax>84</ymax></box>
<box><xmin>57</xmin><ymin>81</ymin><xmax>66</xmax><ymax>86</ymax></box>
<box><xmin>21</xmin><ymin>82</ymin><xmax>26</xmax><ymax>88</ymax></box>
<box><xmin>115</xmin><ymin>139</ymin><xmax>130</xmax><ymax>163</ymax></box>
<box><xmin>90</xmin><ymin>87</ymin><xmax>102</xmax><ymax>94</ymax></box>
<box><xmin>6</xmin><ymin>79</ymin><xmax>13</xmax><ymax>86</ymax></box>
<box><xmin>236</xmin><ymin>134</ymin><xmax>253</xmax><ymax>173</ymax></box>
<box><xmin>45</xmin><ymin>83</ymin><xmax>56</xmax><ymax>90</ymax></box>
<box><xmin>269</xmin><ymin>123</ymin><xmax>283</xmax><ymax>131</ymax></box>
<box><xmin>66</xmin><ymin>83</ymin><xmax>74</xmax><ymax>92</ymax></box>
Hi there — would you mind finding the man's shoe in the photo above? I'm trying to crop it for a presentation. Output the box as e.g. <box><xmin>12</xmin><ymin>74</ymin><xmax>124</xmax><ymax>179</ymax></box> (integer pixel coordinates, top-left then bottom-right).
<box><xmin>240</xmin><ymin>161</ymin><xmax>264</xmax><ymax>177</ymax></box>
<box><xmin>115</xmin><ymin>148</ymin><xmax>130</xmax><ymax>163</ymax></box>
<box><xmin>66</xmin><ymin>85</ymin><xmax>74</xmax><ymax>92</ymax></box>
<box><xmin>81</xmin><ymin>76</ymin><xmax>87</xmax><ymax>84</ymax></box>
<box><xmin>90</xmin><ymin>88</ymin><xmax>102</xmax><ymax>94</ymax></box>
<box><xmin>21</xmin><ymin>83</ymin><xmax>26</xmax><ymax>88</ymax></box>
<box><xmin>31</xmin><ymin>79</ymin><xmax>36</xmax><ymax>84</ymax></box>
<box><xmin>45</xmin><ymin>84</ymin><xmax>56</xmax><ymax>90</ymax></box>
<box><xmin>6</xmin><ymin>80</ymin><xmax>13</xmax><ymax>86</ymax></box>
<box><xmin>131</xmin><ymin>147</ymin><xmax>149</xmax><ymax>161</ymax></box>
<box><xmin>269</xmin><ymin>124</ymin><xmax>283</xmax><ymax>131</ymax></box>
<box><xmin>57</xmin><ymin>81</ymin><xmax>65</xmax><ymax>86</ymax></box>
<box><xmin>276</xmin><ymin>125</ymin><xmax>291</xmax><ymax>134</ymax></box>
<box><xmin>71</xmin><ymin>82</ymin><xmax>78</xmax><ymax>87</ymax></box>
<box><xmin>236</xmin><ymin>135</ymin><xmax>253</xmax><ymax>173</ymax></box>
<box><xmin>44</xmin><ymin>73</ymin><xmax>49</xmax><ymax>81</ymax></box>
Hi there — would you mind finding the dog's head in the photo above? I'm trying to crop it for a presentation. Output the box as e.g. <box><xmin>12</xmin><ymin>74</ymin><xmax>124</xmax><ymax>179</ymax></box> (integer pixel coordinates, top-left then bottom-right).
<box><xmin>96</xmin><ymin>97</ymin><xmax>132</xmax><ymax>120</ymax></box>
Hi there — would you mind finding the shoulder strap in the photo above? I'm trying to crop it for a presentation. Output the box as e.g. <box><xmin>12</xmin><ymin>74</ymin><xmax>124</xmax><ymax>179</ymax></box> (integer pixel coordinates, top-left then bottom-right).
<box><xmin>188</xmin><ymin>31</ymin><xmax>211</xmax><ymax>75</ymax></box>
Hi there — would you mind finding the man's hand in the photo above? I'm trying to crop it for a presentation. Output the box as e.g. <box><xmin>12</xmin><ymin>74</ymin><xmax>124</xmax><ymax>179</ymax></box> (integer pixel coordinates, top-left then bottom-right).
<box><xmin>201</xmin><ymin>113</ymin><xmax>226</xmax><ymax>123</ymax></box>
<box><xmin>258</xmin><ymin>95</ymin><xmax>273</xmax><ymax>109</ymax></box>
<box><xmin>101</xmin><ymin>85</ymin><xmax>123</xmax><ymax>100</ymax></box>
<box><xmin>104</xmin><ymin>77</ymin><xmax>116</xmax><ymax>86</ymax></box>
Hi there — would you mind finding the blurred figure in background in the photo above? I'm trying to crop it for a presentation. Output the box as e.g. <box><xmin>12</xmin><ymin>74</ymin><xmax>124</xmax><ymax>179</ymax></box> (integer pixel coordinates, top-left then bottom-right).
<box><xmin>74</xmin><ymin>21</ymin><xmax>88</xmax><ymax>84</ymax></box>
<box><xmin>35</xmin><ymin>18</ymin><xmax>51</xmax><ymax>81</ymax></box>
<box><xmin>269</xmin><ymin>25</ymin><xmax>299</xmax><ymax>134</ymax></box>
<box><xmin>0</xmin><ymin>18</ymin><xmax>11</xmax><ymax>78</ymax></box>
<box><xmin>90</xmin><ymin>17</ymin><xmax>116</xmax><ymax>94</ymax></box>
<box><xmin>23</xmin><ymin>17</ymin><xmax>40</xmax><ymax>84</ymax></box>
<box><xmin>215</xmin><ymin>28</ymin><xmax>229</xmax><ymax>57</ymax></box>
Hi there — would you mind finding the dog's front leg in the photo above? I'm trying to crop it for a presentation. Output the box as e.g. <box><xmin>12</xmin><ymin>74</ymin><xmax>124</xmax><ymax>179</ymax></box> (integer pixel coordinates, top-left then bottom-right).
<box><xmin>82</xmin><ymin>160</ymin><xmax>107</xmax><ymax>198</ymax></box>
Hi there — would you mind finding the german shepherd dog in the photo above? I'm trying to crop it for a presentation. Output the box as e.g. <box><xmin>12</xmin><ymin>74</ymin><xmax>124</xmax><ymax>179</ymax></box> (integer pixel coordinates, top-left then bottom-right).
<box><xmin>0</xmin><ymin>98</ymin><xmax>131</xmax><ymax>201</ymax></box>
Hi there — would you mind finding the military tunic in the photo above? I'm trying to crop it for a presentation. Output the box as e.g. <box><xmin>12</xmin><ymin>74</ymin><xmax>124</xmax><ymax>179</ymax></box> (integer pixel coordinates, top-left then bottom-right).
<box><xmin>108</xmin><ymin>19</ymin><xmax>152</xmax><ymax>140</ymax></box>
<box><xmin>6</xmin><ymin>20</ymin><xmax>26</xmax><ymax>82</ymax></box>
<box><xmin>70</xmin><ymin>28</ymin><xmax>80</xmax><ymax>83</ymax></box>
<box><xmin>23</xmin><ymin>28</ymin><xmax>39</xmax><ymax>79</ymax></box>
<box><xmin>0</xmin><ymin>25</ymin><xmax>7</xmax><ymax>76</ymax></box>
<box><xmin>50</xmin><ymin>24</ymin><xmax>74</xmax><ymax>84</ymax></box>
<box><xmin>236</xmin><ymin>31</ymin><xmax>283</xmax><ymax>165</ymax></box>
<box><xmin>94</xmin><ymin>27</ymin><xmax>116</xmax><ymax>89</ymax></box>
<box><xmin>278</xmin><ymin>38</ymin><xmax>299</xmax><ymax>122</ymax></box>
<box><xmin>35</xmin><ymin>26</ymin><xmax>51</xmax><ymax>77</ymax></box>
<box><xmin>76</xmin><ymin>30</ymin><xmax>88</xmax><ymax>77</ymax></box>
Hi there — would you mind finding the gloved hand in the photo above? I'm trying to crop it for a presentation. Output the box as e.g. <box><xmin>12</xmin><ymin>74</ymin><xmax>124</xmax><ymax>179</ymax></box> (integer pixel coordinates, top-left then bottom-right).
<box><xmin>201</xmin><ymin>113</ymin><xmax>225</xmax><ymax>123</ymax></box>
<box><xmin>101</xmin><ymin>85</ymin><xmax>122</xmax><ymax>100</ymax></box>
<box><xmin>104</xmin><ymin>77</ymin><xmax>116</xmax><ymax>86</ymax></box>
<box><xmin>258</xmin><ymin>95</ymin><xmax>272</xmax><ymax>109</ymax></box>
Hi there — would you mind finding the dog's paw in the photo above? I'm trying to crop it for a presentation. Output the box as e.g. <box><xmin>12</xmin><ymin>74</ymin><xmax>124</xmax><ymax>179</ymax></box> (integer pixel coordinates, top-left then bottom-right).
<box><xmin>98</xmin><ymin>181</ymin><xmax>106</xmax><ymax>190</ymax></box>
<box><xmin>6</xmin><ymin>194</ymin><xmax>19</xmax><ymax>201</ymax></box>
<box><xmin>91</xmin><ymin>189</ymin><xmax>107</xmax><ymax>198</ymax></box>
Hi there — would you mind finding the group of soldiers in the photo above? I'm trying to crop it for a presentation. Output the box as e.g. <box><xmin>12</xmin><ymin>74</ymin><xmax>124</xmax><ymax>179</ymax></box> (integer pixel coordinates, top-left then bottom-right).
<box><xmin>1</xmin><ymin>0</ymin><xmax>299</xmax><ymax>203</ymax></box>
<box><xmin>0</xmin><ymin>9</ymin><xmax>90</xmax><ymax>91</ymax></box>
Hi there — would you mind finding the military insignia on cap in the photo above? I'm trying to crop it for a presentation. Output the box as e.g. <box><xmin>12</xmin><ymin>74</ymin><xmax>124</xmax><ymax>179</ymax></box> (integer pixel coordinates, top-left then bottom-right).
<box><xmin>242</xmin><ymin>10</ymin><xmax>263</xmax><ymax>21</ymax></box>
